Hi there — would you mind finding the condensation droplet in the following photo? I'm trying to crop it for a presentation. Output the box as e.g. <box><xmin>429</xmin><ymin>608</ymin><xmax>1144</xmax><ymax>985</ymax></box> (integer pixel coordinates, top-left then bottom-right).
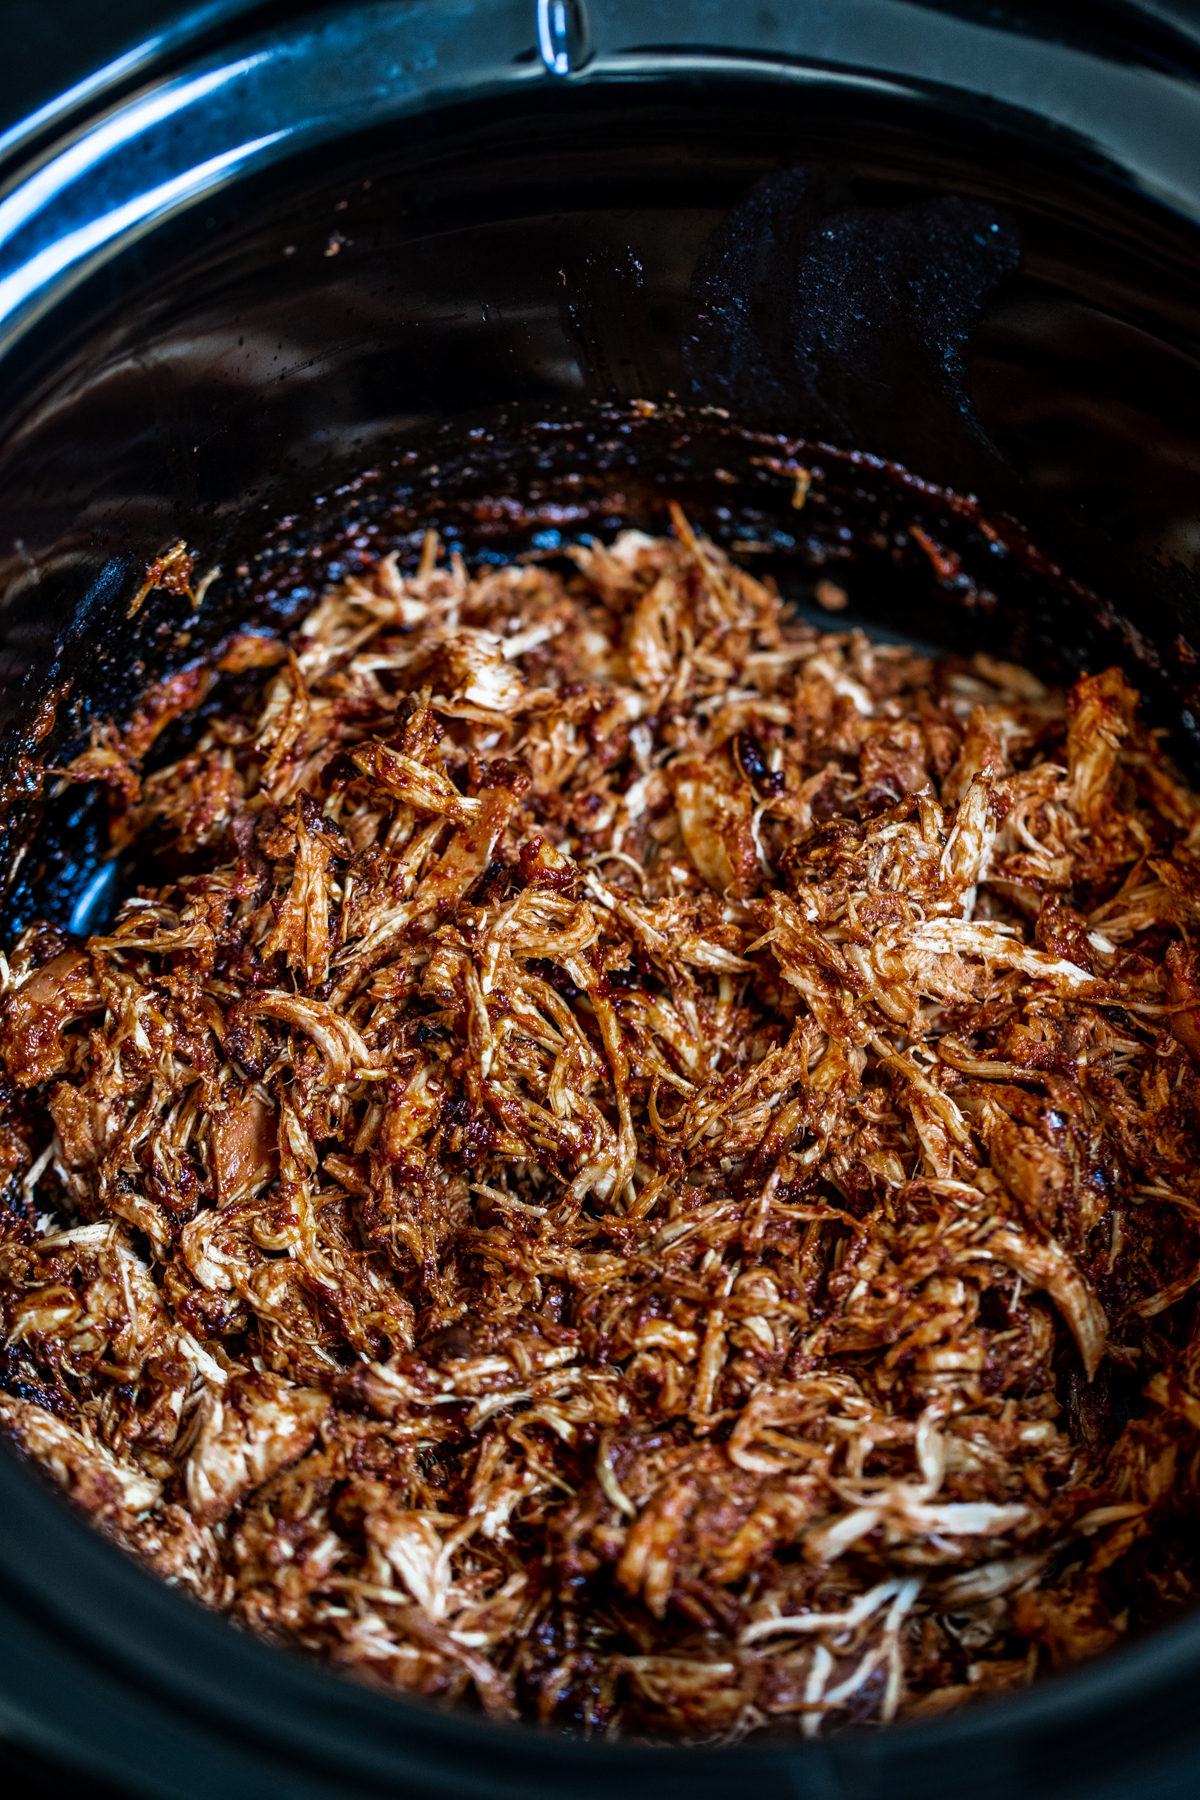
<box><xmin>536</xmin><ymin>0</ymin><xmax>592</xmax><ymax>77</ymax></box>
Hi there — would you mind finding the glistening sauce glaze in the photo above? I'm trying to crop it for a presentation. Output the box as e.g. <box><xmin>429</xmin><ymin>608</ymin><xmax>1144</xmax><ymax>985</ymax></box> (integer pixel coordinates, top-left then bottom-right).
<box><xmin>0</xmin><ymin>510</ymin><xmax>1198</xmax><ymax>1739</ymax></box>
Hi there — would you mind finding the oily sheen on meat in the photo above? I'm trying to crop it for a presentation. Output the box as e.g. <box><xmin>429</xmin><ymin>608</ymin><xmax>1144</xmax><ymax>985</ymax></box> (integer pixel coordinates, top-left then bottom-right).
<box><xmin>1</xmin><ymin>511</ymin><xmax>1200</xmax><ymax>1739</ymax></box>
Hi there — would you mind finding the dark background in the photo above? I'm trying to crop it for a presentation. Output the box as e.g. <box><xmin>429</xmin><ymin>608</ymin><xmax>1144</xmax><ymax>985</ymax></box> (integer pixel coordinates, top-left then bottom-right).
<box><xmin>0</xmin><ymin>0</ymin><xmax>175</xmax><ymax>134</ymax></box>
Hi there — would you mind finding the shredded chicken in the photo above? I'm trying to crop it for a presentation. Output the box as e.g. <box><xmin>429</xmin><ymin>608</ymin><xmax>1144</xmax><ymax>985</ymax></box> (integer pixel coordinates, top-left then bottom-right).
<box><xmin>2</xmin><ymin>515</ymin><xmax>1200</xmax><ymax>1740</ymax></box>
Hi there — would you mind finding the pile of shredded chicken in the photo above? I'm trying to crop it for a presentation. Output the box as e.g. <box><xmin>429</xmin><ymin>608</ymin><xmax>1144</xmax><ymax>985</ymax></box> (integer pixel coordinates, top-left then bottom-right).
<box><xmin>2</xmin><ymin>510</ymin><xmax>1200</xmax><ymax>1740</ymax></box>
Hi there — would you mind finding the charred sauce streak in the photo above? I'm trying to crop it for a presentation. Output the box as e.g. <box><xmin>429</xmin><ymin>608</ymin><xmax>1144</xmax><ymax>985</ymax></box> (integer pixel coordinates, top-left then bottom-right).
<box><xmin>0</xmin><ymin>521</ymin><xmax>1198</xmax><ymax>1738</ymax></box>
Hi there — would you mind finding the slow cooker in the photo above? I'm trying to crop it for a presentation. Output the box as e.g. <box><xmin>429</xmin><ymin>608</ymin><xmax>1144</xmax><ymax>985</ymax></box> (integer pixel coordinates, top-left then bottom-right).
<box><xmin>4</xmin><ymin>2</ymin><xmax>1200</xmax><ymax>1795</ymax></box>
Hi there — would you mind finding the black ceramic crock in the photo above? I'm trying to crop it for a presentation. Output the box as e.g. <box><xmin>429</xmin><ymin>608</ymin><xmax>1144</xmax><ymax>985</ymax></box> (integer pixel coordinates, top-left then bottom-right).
<box><xmin>5</xmin><ymin>4</ymin><xmax>1200</xmax><ymax>1796</ymax></box>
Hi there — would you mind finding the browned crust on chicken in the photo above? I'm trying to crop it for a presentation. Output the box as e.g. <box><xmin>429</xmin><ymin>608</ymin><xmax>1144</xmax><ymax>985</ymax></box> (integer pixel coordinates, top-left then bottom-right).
<box><xmin>1</xmin><ymin>522</ymin><xmax>1199</xmax><ymax>1739</ymax></box>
